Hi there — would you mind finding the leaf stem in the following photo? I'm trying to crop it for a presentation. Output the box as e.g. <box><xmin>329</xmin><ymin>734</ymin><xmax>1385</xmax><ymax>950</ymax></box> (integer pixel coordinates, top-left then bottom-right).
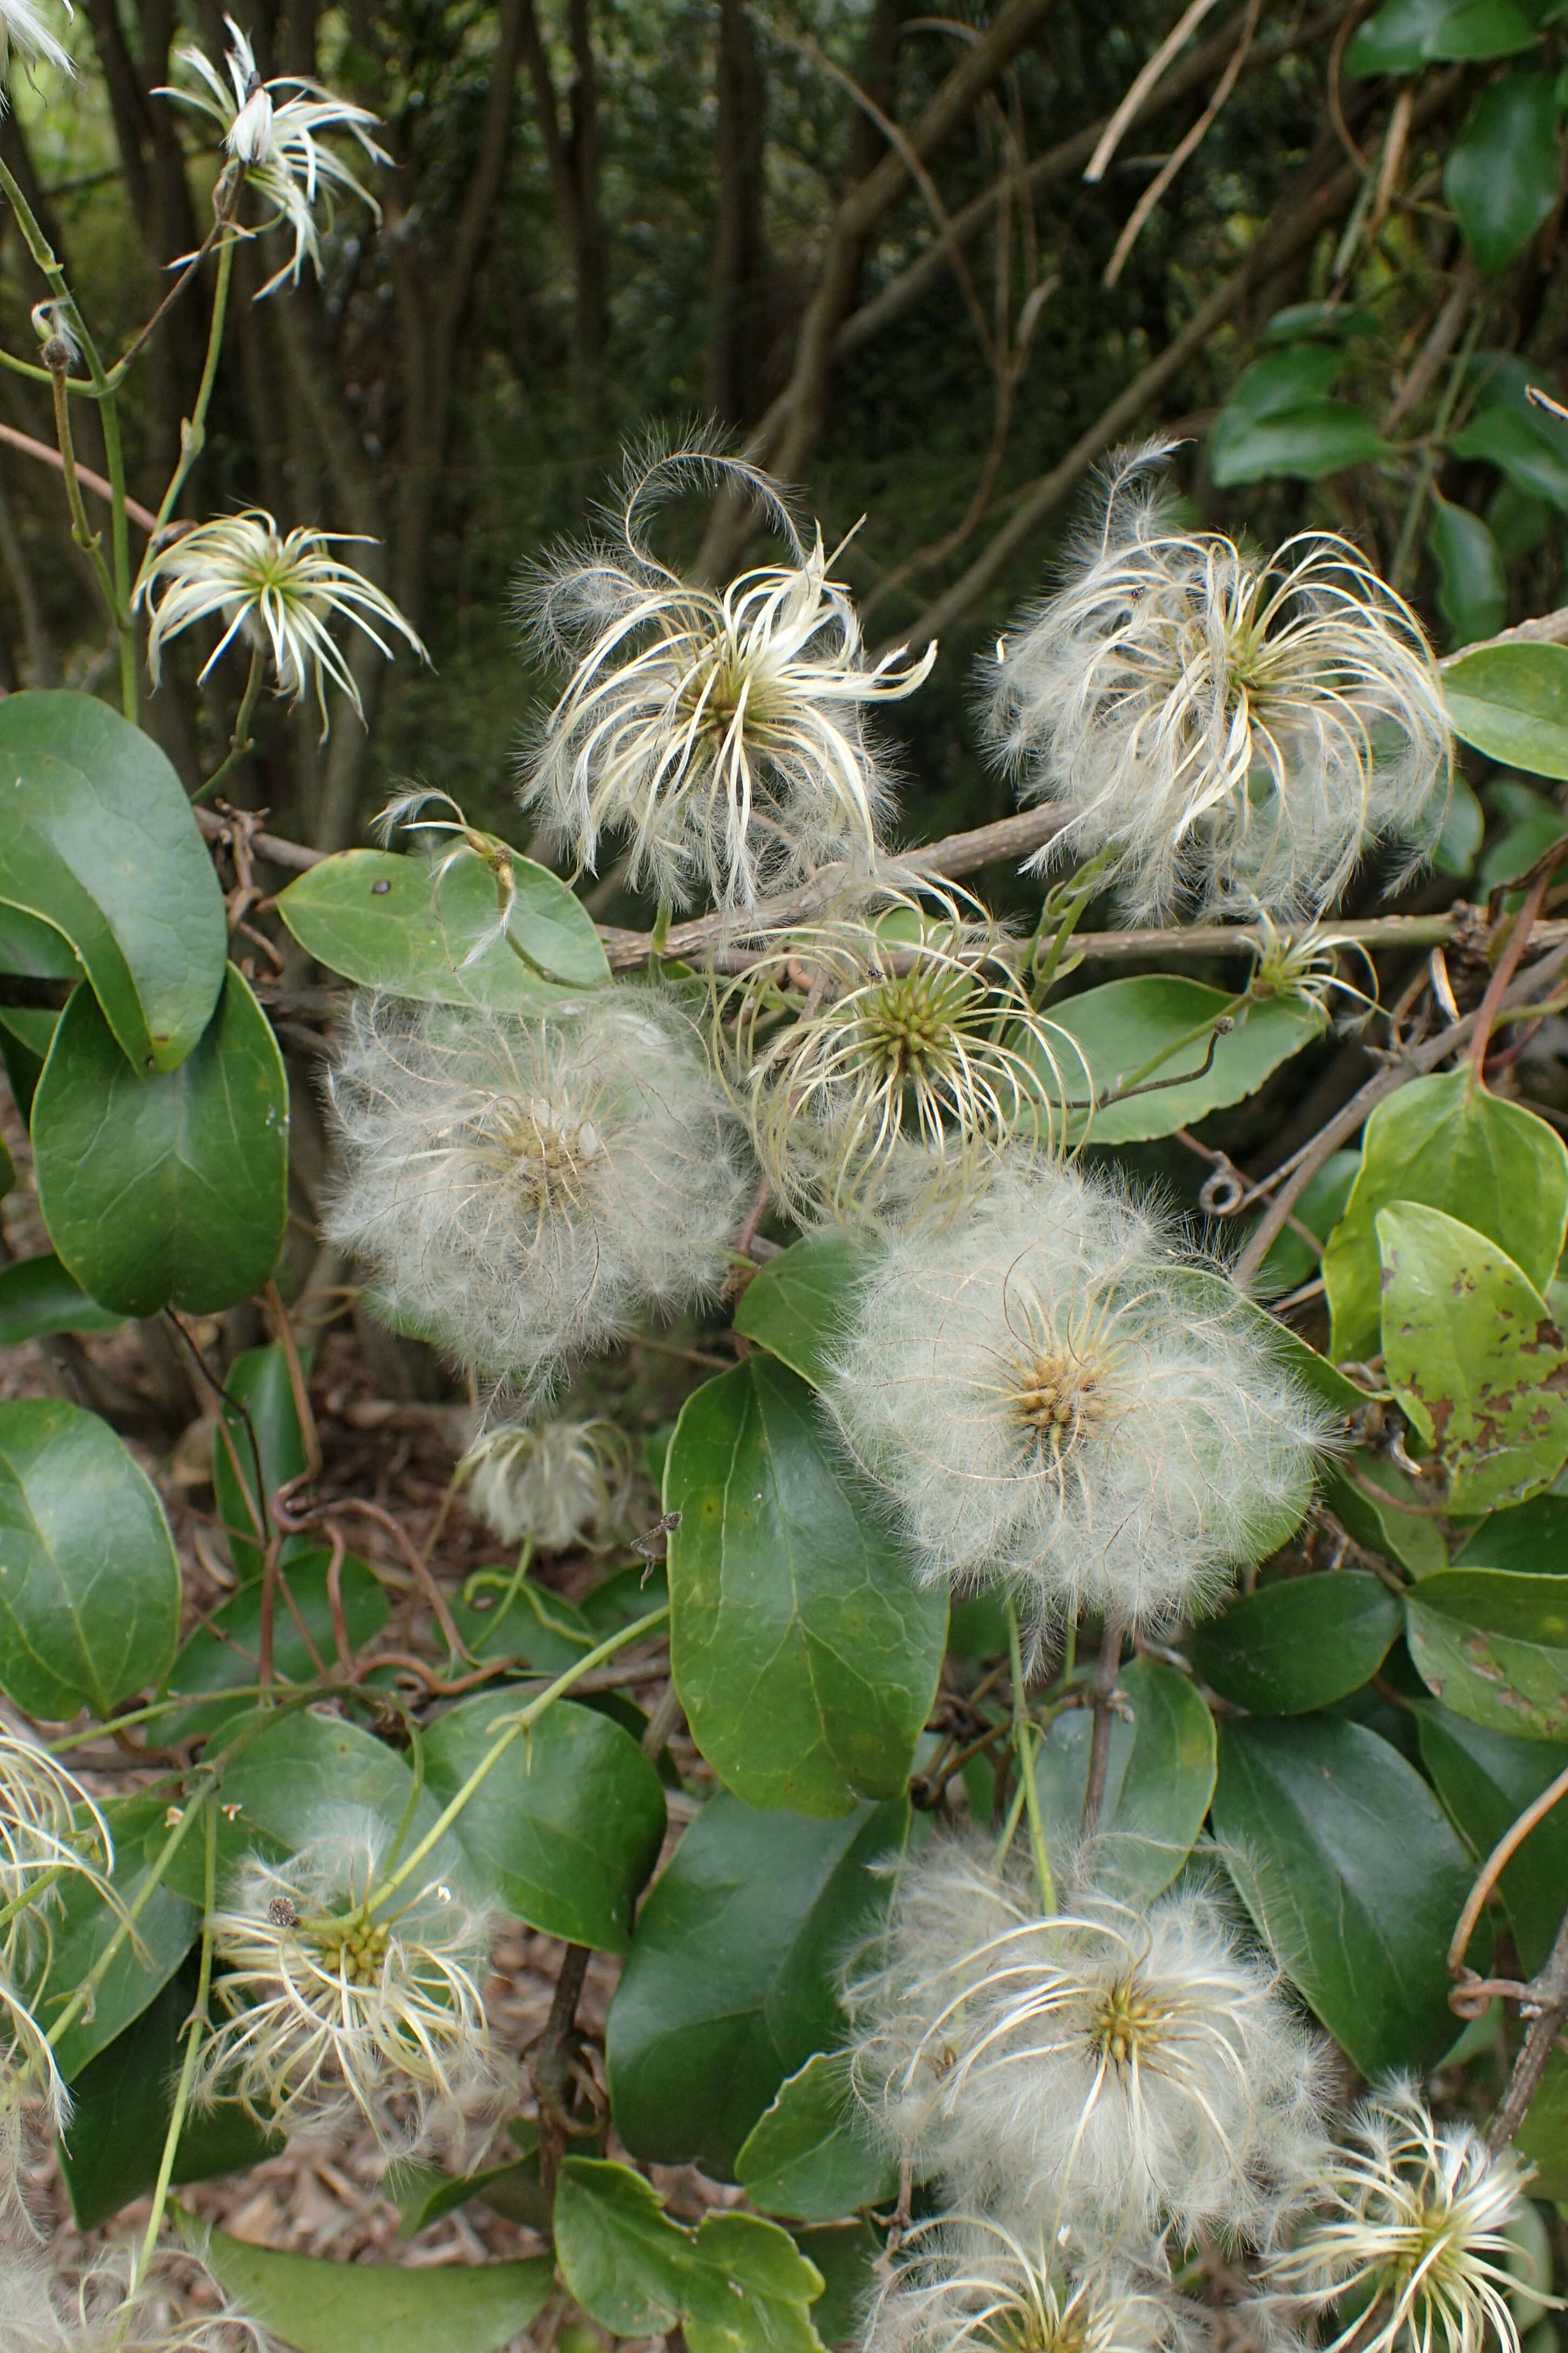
<box><xmin>43</xmin><ymin>1779</ymin><xmax>216</xmax><ymax>2057</ymax></box>
<box><xmin>1006</xmin><ymin>1596</ymin><xmax>1056</xmax><ymax>1913</ymax></box>
<box><xmin>193</xmin><ymin>644</ymin><xmax>265</xmax><ymax>805</ymax></box>
<box><xmin>135</xmin><ymin>1796</ymin><xmax>218</xmax><ymax>2284</ymax></box>
<box><xmin>144</xmin><ymin>237</ymin><xmax>235</xmax><ymax>560</ymax></box>
<box><xmin>1079</xmin><ymin>1616</ymin><xmax>1126</xmax><ymax>1845</ymax></box>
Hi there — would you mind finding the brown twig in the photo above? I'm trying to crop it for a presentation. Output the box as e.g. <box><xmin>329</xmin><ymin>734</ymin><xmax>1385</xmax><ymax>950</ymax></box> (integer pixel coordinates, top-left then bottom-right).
<box><xmin>1450</xmin><ymin>1759</ymin><xmax>1568</xmax><ymax>1986</ymax></box>
<box><xmin>1486</xmin><ymin>1905</ymin><xmax>1568</xmax><ymax>2150</ymax></box>
<box><xmin>0</xmin><ymin>419</ymin><xmax>161</xmax><ymax>534</ymax></box>
<box><xmin>1080</xmin><ymin>1616</ymin><xmax>1126</xmax><ymax>1842</ymax></box>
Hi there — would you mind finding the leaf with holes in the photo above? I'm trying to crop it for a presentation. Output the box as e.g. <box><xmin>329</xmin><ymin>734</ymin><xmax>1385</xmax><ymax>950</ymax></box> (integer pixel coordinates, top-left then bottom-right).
<box><xmin>1405</xmin><ymin>1571</ymin><xmax>1568</xmax><ymax>1743</ymax></box>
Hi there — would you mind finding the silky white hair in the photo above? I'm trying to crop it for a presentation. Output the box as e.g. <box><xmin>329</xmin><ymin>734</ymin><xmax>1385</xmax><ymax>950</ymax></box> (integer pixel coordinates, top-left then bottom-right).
<box><xmin>985</xmin><ymin>442</ymin><xmax>1450</xmax><ymax>923</ymax></box>
<box><xmin>823</xmin><ymin>1155</ymin><xmax>1327</xmax><ymax>1630</ymax></box>
<box><xmin>459</xmin><ymin>1414</ymin><xmax>633</xmax><ymax>1552</ymax></box>
<box><xmin>864</xmin><ymin>2214</ymin><xmax>1202</xmax><ymax>2353</ymax></box>
<box><xmin>846</xmin><ymin>1837</ymin><xmax>1332</xmax><ymax>2250</ymax></box>
<box><xmin>0</xmin><ymin>2245</ymin><xmax>271</xmax><ymax>2353</ymax></box>
<box><xmin>324</xmin><ymin>987</ymin><xmax>751</xmax><ymax>1390</ymax></box>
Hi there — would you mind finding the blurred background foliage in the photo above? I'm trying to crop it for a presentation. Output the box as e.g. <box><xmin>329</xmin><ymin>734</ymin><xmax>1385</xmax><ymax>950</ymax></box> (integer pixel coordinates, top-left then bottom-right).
<box><xmin>4</xmin><ymin>0</ymin><xmax>1568</xmax><ymax>916</ymax></box>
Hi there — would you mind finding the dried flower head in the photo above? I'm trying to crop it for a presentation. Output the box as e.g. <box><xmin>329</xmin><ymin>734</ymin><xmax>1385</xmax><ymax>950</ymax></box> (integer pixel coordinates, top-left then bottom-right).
<box><xmin>161</xmin><ymin>18</ymin><xmax>389</xmax><ymax>295</ymax></box>
<box><xmin>0</xmin><ymin>2245</ymin><xmax>271</xmax><ymax>2353</ymax></box>
<box><xmin>137</xmin><ymin>511</ymin><xmax>426</xmax><ymax>734</ymax></box>
<box><xmin>459</xmin><ymin>1415</ymin><xmax>633</xmax><ymax>1552</ymax></box>
<box><xmin>0</xmin><ymin>0</ymin><xmax>72</xmax><ymax>108</ymax></box>
<box><xmin>986</xmin><ymin>442</ymin><xmax>1450</xmax><ymax>923</ymax></box>
<box><xmin>0</xmin><ymin>1733</ymin><xmax>116</xmax><ymax>2136</ymax></box>
<box><xmin>865</xmin><ymin>2216</ymin><xmax>1199</xmax><ymax>2353</ymax></box>
<box><xmin>719</xmin><ymin>882</ymin><xmax>1088</xmax><ymax>1219</ymax></box>
<box><xmin>520</xmin><ymin>441</ymin><xmax>933</xmax><ymax>907</ymax></box>
<box><xmin>1262</xmin><ymin>2084</ymin><xmax>1539</xmax><ymax>2353</ymax></box>
<box><xmin>824</xmin><ymin>1156</ymin><xmax>1326</xmax><ymax>1628</ymax></box>
<box><xmin>197</xmin><ymin>1810</ymin><xmax>501</xmax><ymax>2150</ymax></box>
<box><xmin>324</xmin><ymin>988</ymin><xmax>751</xmax><ymax>1390</ymax></box>
<box><xmin>1243</xmin><ymin>918</ymin><xmax>1377</xmax><ymax>1029</ymax></box>
<box><xmin>847</xmin><ymin>1839</ymin><xmax>1331</xmax><ymax>2246</ymax></box>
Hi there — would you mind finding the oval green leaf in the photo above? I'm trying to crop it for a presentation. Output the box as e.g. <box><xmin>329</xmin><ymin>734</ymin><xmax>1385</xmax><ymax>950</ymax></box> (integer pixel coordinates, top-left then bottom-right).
<box><xmin>0</xmin><ymin>1397</ymin><xmax>180</xmax><ymax>1719</ymax></box>
<box><xmin>420</xmin><ymin>1693</ymin><xmax>667</xmax><ymax>1953</ymax></box>
<box><xmin>606</xmin><ymin>1790</ymin><xmax>912</xmax><ymax>2178</ymax></box>
<box><xmin>28</xmin><ymin>1790</ymin><xmax>198</xmax><ymax>2079</ymax></box>
<box><xmin>1378</xmin><ymin>1203</ymin><xmax>1568</xmax><ymax>1512</ymax></box>
<box><xmin>1430</xmin><ymin>495</ymin><xmax>1508</xmax><ymax>649</ymax></box>
<box><xmin>1190</xmin><ymin>1571</ymin><xmax>1402</xmax><ymax>1713</ymax></box>
<box><xmin>1029</xmin><ymin>1656</ymin><xmax>1217</xmax><ymax>1902</ymax></box>
<box><xmin>213</xmin><ymin>1343</ymin><xmax>312</xmax><ymax>1582</ymax></box>
<box><xmin>200</xmin><ymin>2229</ymin><xmax>554</xmax><ymax>2353</ymax></box>
<box><xmin>0</xmin><ymin>1251</ymin><xmax>126</xmax><ymax>1343</ymax></box>
<box><xmin>32</xmin><ymin>965</ymin><xmax>289</xmax><ymax>1317</ymax></box>
<box><xmin>1452</xmin><ymin>408</ymin><xmax>1568</xmax><ymax>518</ymax></box>
<box><xmin>1457</xmin><ymin>1493</ymin><xmax>1568</xmax><ymax>1573</ymax></box>
<box><xmin>1446</xmin><ymin>73</ymin><xmax>1562</xmax><ymax>276</ymax></box>
<box><xmin>277</xmin><ymin>846</ymin><xmax>609</xmax><ymax>1006</ymax></box>
<box><xmin>1212</xmin><ymin>1712</ymin><xmax>1482</xmax><ymax>2077</ymax></box>
<box><xmin>1445</xmin><ymin>642</ymin><xmax>1568</xmax><ymax>777</ymax></box>
<box><xmin>1210</xmin><ymin>398</ymin><xmax>1387</xmax><ymax>487</ymax></box>
<box><xmin>666</xmin><ymin>1358</ymin><xmax>946</xmax><ymax>1815</ymax></box>
<box><xmin>158</xmin><ymin>1550</ymin><xmax>388</xmax><ymax>1744</ymax></box>
<box><xmin>735</xmin><ymin>2052</ymin><xmax>899</xmax><ymax>2224</ymax></box>
<box><xmin>1323</xmin><ymin>1071</ymin><xmax>1568</xmax><ymax>1363</ymax></box>
<box><xmin>1027</xmin><ymin>978</ymin><xmax>1324</xmax><ymax>1146</ymax></box>
<box><xmin>1405</xmin><ymin>1569</ymin><xmax>1568</xmax><ymax>1742</ymax></box>
<box><xmin>733</xmin><ymin>1234</ymin><xmax>876</xmax><ymax>1390</ymax></box>
<box><xmin>1416</xmin><ymin>1701</ymin><xmax>1568</xmax><ymax>1970</ymax></box>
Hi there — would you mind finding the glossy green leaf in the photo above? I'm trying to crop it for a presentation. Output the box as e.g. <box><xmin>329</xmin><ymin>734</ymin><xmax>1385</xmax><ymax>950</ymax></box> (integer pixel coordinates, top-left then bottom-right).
<box><xmin>0</xmin><ymin>899</ymin><xmax>75</xmax><ymax>1059</ymax></box>
<box><xmin>29</xmin><ymin>1791</ymin><xmax>197</xmax><ymax>2079</ymax></box>
<box><xmin>1517</xmin><ymin>2048</ymin><xmax>1568</xmax><ymax>2198</ymax></box>
<box><xmin>606</xmin><ymin>1790</ymin><xmax>911</xmax><ymax>2178</ymax></box>
<box><xmin>1348</xmin><ymin>0</ymin><xmax>1538</xmax><ymax>71</ymax></box>
<box><xmin>1446</xmin><ymin>642</ymin><xmax>1568</xmax><ymax>777</ymax></box>
<box><xmin>1434</xmin><ymin>775</ymin><xmax>1486</xmax><ymax>879</ymax></box>
<box><xmin>1426</xmin><ymin>0</ymin><xmax>1543</xmax><ymax>55</ymax></box>
<box><xmin>0</xmin><ymin>1397</ymin><xmax>179</xmax><ymax>1718</ymax></box>
<box><xmin>1230</xmin><ymin>346</ymin><xmax>1344</xmax><ymax>416</ymax></box>
<box><xmin>795</xmin><ymin>2225</ymin><xmax>882</xmax><ymax>2351</ymax></box>
<box><xmin>555</xmin><ymin>2158</ymin><xmax>824</xmax><ymax>2353</ymax></box>
<box><xmin>1378</xmin><ymin>1204</ymin><xmax>1568</xmax><ymax>1512</ymax></box>
<box><xmin>1213</xmin><ymin>1713</ymin><xmax>1482</xmax><ymax>2077</ymax></box>
<box><xmin>1453</xmin><ymin>408</ymin><xmax>1568</xmax><ymax>517</ymax></box>
<box><xmin>158</xmin><ymin>1550</ymin><xmax>388</xmax><ymax>1743</ymax></box>
<box><xmin>449</xmin><ymin>1573</ymin><xmax>597</xmax><ymax>1669</ymax></box>
<box><xmin>1405</xmin><ymin>1570</ymin><xmax>1568</xmax><ymax>1742</ymax></box>
<box><xmin>1027</xmin><ymin>977</ymin><xmax>1324</xmax><ymax>1147</ymax></box>
<box><xmin>0</xmin><ymin>690</ymin><xmax>226</xmax><ymax>1071</ymax></box>
<box><xmin>421</xmin><ymin>1693</ymin><xmax>666</xmax><ymax>1952</ymax></box>
<box><xmin>213</xmin><ymin>1344</ymin><xmax>312</xmax><ymax>1582</ymax></box>
<box><xmin>1210</xmin><ymin>399</ymin><xmax>1386</xmax><ymax>486</ymax></box>
<box><xmin>1323</xmin><ymin>1071</ymin><xmax>1568</xmax><ymax>1362</ymax></box>
<box><xmin>1416</xmin><ymin>1702</ymin><xmax>1568</xmax><ymax>1970</ymax></box>
<box><xmin>32</xmin><ymin>966</ymin><xmax>290</xmax><ymax>1317</ymax></box>
<box><xmin>1430</xmin><ymin>495</ymin><xmax>1509</xmax><ymax>648</ymax></box>
<box><xmin>1457</xmin><ymin>1492</ymin><xmax>1568</xmax><ymax>1572</ymax></box>
<box><xmin>1190</xmin><ymin>1572</ymin><xmax>1402</xmax><ymax>1713</ymax></box>
<box><xmin>736</xmin><ymin>2053</ymin><xmax>900</xmax><ymax>2224</ymax></box>
<box><xmin>1319</xmin><ymin>1455</ymin><xmax>1450</xmax><ymax>1578</ymax></box>
<box><xmin>666</xmin><ymin>1358</ymin><xmax>946</xmax><ymax>1814</ymax></box>
<box><xmin>733</xmin><ymin>1234</ymin><xmax>876</xmax><ymax>1391</ymax></box>
<box><xmin>58</xmin><ymin>1954</ymin><xmax>282</xmax><ymax>2227</ymax></box>
<box><xmin>0</xmin><ymin>1252</ymin><xmax>126</xmax><ymax>1342</ymax></box>
<box><xmin>1263</xmin><ymin>302</ymin><xmax>1380</xmax><ymax>341</ymax></box>
<box><xmin>1253</xmin><ymin>1151</ymin><xmax>1362</xmax><ymax>1296</ymax></box>
<box><xmin>1479</xmin><ymin>789</ymin><xmax>1568</xmax><ymax>894</ymax></box>
<box><xmin>1030</xmin><ymin>1657</ymin><xmax>1216</xmax><ymax>1902</ymax></box>
<box><xmin>277</xmin><ymin>846</ymin><xmax>609</xmax><ymax>1007</ymax></box>
<box><xmin>1446</xmin><ymin>74</ymin><xmax>1562</xmax><ymax>275</ymax></box>
<box><xmin>201</xmin><ymin>2228</ymin><xmax>554</xmax><ymax>2353</ymax></box>
<box><xmin>390</xmin><ymin>2122</ymin><xmax>550</xmax><ymax>2238</ymax></box>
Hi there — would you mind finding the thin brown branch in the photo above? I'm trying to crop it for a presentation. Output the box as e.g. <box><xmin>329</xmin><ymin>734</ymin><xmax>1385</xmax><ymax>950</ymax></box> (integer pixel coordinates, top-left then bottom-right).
<box><xmin>0</xmin><ymin>420</ymin><xmax>159</xmax><ymax>533</ymax></box>
<box><xmin>1450</xmin><ymin>1759</ymin><xmax>1568</xmax><ymax>1984</ymax></box>
<box><xmin>1487</xmin><ymin>1905</ymin><xmax>1568</xmax><ymax>2151</ymax></box>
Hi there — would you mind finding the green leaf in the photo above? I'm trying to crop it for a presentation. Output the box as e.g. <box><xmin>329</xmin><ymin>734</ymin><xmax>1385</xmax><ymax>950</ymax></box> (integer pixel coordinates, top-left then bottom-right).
<box><xmin>1430</xmin><ymin>496</ymin><xmax>1509</xmax><ymax>648</ymax></box>
<box><xmin>1322</xmin><ymin>1071</ymin><xmax>1568</xmax><ymax>1362</ymax></box>
<box><xmin>555</xmin><ymin>2158</ymin><xmax>824</xmax><ymax>2353</ymax></box>
<box><xmin>0</xmin><ymin>690</ymin><xmax>226</xmax><ymax>1071</ymax></box>
<box><xmin>1252</xmin><ymin>1151</ymin><xmax>1362</xmax><ymax>1297</ymax></box>
<box><xmin>0</xmin><ymin>1252</ymin><xmax>126</xmax><ymax>1342</ymax></box>
<box><xmin>666</xmin><ymin>1358</ymin><xmax>946</xmax><ymax>1815</ymax></box>
<box><xmin>1479</xmin><ymin>788</ymin><xmax>1568</xmax><ymax>894</ymax></box>
<box><xmin>606</xmin><ymin>1790</ymin><xmax>912</xmax><ymax>2178</ymax></box>
<box><xmin>1378</xmin><ymin>1204</ymin><xmax>1568</xmax><ymax>1512</ymax></box>
<box><xmin>1453</xmin><ymin>408</ymin><xmax>1568</xmax><ymax>517</ymax></box>
<box><xmin>0</xmin><ymin>899</ymin><xmax>75</xmax><ymax>1060</ymax></box>
<box><xmin>1446</xmin><ymin>74</ymin><xmax>1562</xmax><ymax>275</ymax></box>
<box><xmin>449</xmin><ymin>1574</ymin><xmax>597</xmax><ymax>1669</ymax></box>
<box><xmin>1445</xmin><ymin>643</ymin><xmax>1568</xmax><ymax>775</ymax></box>
<box><xmin>795</xmin><ymin>2225</ymin><xmax>882</xmax><ymax>2351</ymax></box>
<box><xmin>158</xmin><ymin>1550</ymin><xmax>388</xmax><ymax>1743</ymax></box>
<box><xmin>276</xmin><ymin>847</ymin><xmax>609</xmax><ymax>1006</ymax></box>
<box><xmin>389</xmin><ymin>2123</ymin><xmax>550</xmax><ymax>2238</ymax></box>
<box><xmin>736</xmin><ymin>2053</ymin><xmax>900</xmax><ymax>2224</ymax></box>
<box><xmin>0</xmin><ymin>1397</ymin><xmax>180</xmax><ymax>1718</ymax></box>
<box><xmin>1320</xmin><ymin>1455</ymin><xmax>1451</xmax><ymax>1578</ymax></box>
<box><xmin>1190</xmin><ymin>1572</ymin><xmax>1403</xmax><ymax>1713</ymax></box>
<box><xmin>29</xmin><ymin>1791</ymin><xmax>198</xmax><ymax>2079</ymax></box>
<box><xmin>1405</xmin><ymin>1569</ymin><xmax>1568</xmax><ymax>1742</ymax></box>
<box><xmin>32</xmin><ymin>965</ymin><xmax>290</xmax><ymax>1317</ymax></box>
<box><xmin>1263</xmin><ymin>302</ymin><xmax>1380</xmax><ymax>341</ymax></box>
<box><xmin>213</xmin><ymin>1344</ymin><xmax>312</xmax><ymax>1582</ymax></box>
<box><xmin>1349</xmin><ymin>0</ymin><xmax>1538</xmax><ymax>71</ymax></box>
<box><xmin>1434</xmin><ymin>775</ymin><xmax>1486</xmax><ymax>879</ymax></box>
<box><xmin>58</xmin><ymin>1954</ymin><xmax>282</xmax><ymax>2228</ymax></box>
<box><xmin>733</xmin><ymin>1235</ymin><xmax>876</xmax><ymax>1391</ymax></box>
<box><xmin>199</xmin><ymin>2228</ymin><xmax>554</xmax><ymax>2353</ymax></box>
<box><xmin>1210</xmin><ymin>399</ymin><xmax>1387</xmax><ymax>486</ymax></box>
<box><xmin>1517</xmin><ymin>2047</ymin><xmax>1568</xmax><ymax>2198</ymax></box>
<box><xmin>1028</xmin><ymin>1656</ymin><xmax>1217</xmax><ymax>1903</ymax></box>
<box><xmin>1426</xmin><ymin>0</ymin><xmax>1543</xmax><ymax>55</ymax></box>
<box><xmin>420</xmin><ymin>1693</ymin><xmax>666</xmax><ymax>1953</ymax></box>
<box><xmin>1457</xmin><ymin>1492</ymin><xmax>1568</xmax><ymax>1571</ymax></box>
<box><xmin>1213</xmin><ymin>1713</ymin><xmax>1484</xmax><ymax>2077</ymax></box>
<box><xmin>1230</xmin><ymin>347</ymin><xmax>1345</xmax><ymax>416</ymax></box>
<box><xmin>1416</xmin><ymin>1702</ymin><xmax>1568</xmax><ymax>1970</ymax></box>
<box><xmin>1028</xmin><ymin>978</ymin><xmax>1324</xmax><ymax>1146</ymax></box>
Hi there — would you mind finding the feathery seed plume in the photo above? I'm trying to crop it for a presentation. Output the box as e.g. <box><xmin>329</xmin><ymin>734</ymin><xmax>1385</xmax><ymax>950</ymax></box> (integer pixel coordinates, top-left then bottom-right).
<box><xmin>0</xmin><ymin>0</ymin><xmax>73</xmax><ymax>109</ymax></box>
<box><xmin>520</xmin><ymin>441</ymin><xmax>933</xmax><ymax>908</ymax></box>
<box><xmin>0</xmin><ymin>2245</ymin><xmax>271</xmax><ymax>2353</ymax></box>
<box><xmin>846</xmin><ymin>1838</ymin><xmax>1331</xmax><ymax>2247</ymax></box>
<box><xmin>0</xmin><ymin>1733</ymin><xmax>116</xmax><ymax>2138</ymax></box>
<box><xmin>986</xmin><ymin>443</ymin><xmax>1450</xmax><ymax>923</ymax></box>
<box><xmin>824</xmin><ymin>1156</ymin><xmax>1326</xmax><ymax>1628</ymax></box>
<box><xmin>324</xmin><ymin>988</ymin><xmax>751</xmax><ymax>1390</ymax></box>
<box><xmin>865</xmin><ymin>2216</ymin><xmax>1201</xmax><ymax>2353</ymax></box>
<box><xmin>459</xmin><ymin>1415</ymin><xmax>633</xmax><ymax>1552</ymax></box>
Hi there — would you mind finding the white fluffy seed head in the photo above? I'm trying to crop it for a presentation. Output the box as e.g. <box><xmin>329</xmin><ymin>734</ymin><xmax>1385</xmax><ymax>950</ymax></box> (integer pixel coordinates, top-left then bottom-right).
<box><xmin>0</xmin><ymin>2246</ymin><xmax>271</xmax><ymax>2353</ymax></box>
<box><xmin>823</xmin><ymin>1155</ymin><xmax>1327</xmax><ymax>1629</ymax></box>
<box><xmin>196</xmin><ymin>1807</ymin><xmax>504</xmax><ymax>2153</ymax></box>
<box><xmin>0</xmin><ymin>0</ymin><xmax>74</xmax><ymax>109</ymax></box>
<box><xmin>459</xmin><ymin>1414</ymin><xmax>633</xmax><ymax>1552</ymax></box>
<box><xmin>323</xmin><ymin>988</ymin><xmax>752</xmax><ymax>1392</ymax></box>
<box><xmin>846</xmin><ymin>1838</ymin><xmax>1333</xmax><ymax>2249</ymax></box>
<box><xmin>518</xmin><ymin>441</ymin><xmax>933</xmax><ymax>908</ymax></box>
<box><xmin>985</xmin><ymin>442</ymin><xmax>1450</xmax><ymax>924</ymax></box>
<box><xmin>864</xmin><ymin>2215</ymin><xmax>1202</xmax><ymax>2353</ymax></box>
<box><xmin>1262</xmin><ymin>2082</ymin><xmax>1538</xmax><ymax>2353</ymax></box>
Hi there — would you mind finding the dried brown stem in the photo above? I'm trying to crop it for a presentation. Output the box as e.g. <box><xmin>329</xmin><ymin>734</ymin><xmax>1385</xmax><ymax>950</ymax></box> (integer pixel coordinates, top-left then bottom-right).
<box><xmin>1487</xmin><ymin>1905</ymin><xmax>1568</xmax><ymax>2151</ymax></box>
